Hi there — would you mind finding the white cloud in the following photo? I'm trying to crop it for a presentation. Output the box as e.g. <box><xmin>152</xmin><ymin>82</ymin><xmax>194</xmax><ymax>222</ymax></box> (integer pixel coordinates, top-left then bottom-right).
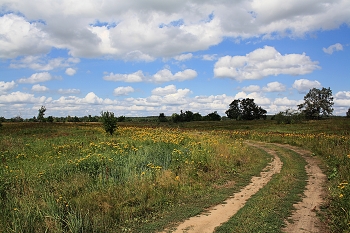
<box><xmin>292</xmin><ymin>79</ymin><xmax>322</xmax><ymax>93</ymax></box>
<box><xmin>32</xmin><ymin>84</ymin><xmax>49</xmax><ymax>92</ymax></box>
<box><xmin>152</xmin><ymin>85</ymin><xmax>177</xmax><ymax>96</ymax></box>
<box><xmin>151</xmin><ymin>69</ymin><xmax>197</xmax><ymax>83</ymax></box>
<box><xmin>65</xmin><ymin>68</ymin><xmax>77</xmax><ymax>76</ymax></box>
<box><xmin>214</xmin><ymin>46</ymin><xmax>320</xmax><ymax>81</ymax></box>
<box><xmin>58</xmin><ymin>88</ymin><xmax>81</xmax><ymax>95</ymax></box>
<box><xmin>0</xmin><ymin>14</ymin><xmax>50</xmax><ymax>59</ymax></box>
<box><xmin>0</xmin><ymin>81</ymin><xmax>17</xmax><ymax>94</ymax></box>
<box><xmin>262</xmin><ymin>81</ymin><xmax>286</xmax><ymax>92</ymax></box>
<box><xmin>104</xmin><ymin>69</ymin><xmax>197</xmax><ymax>83</ymax></box>
<box><xmin>202</xmin><ymin>54</ymin><xmax>218</xmax><ymax>61</ymax></box>
<box><xmin>334</xmin><ymin>91</ymin><xmax>350</xmax><ymax>107</ymax></box>
<box><xmin>174</xmin><ymin>53</ymin><xmax>193</xmax><ymax>61</ymax></box>
<box><xmin>1</xmin><ymin>1</ymin><xmax>350</xmax><ymax>59</ymax></box>
<box><xmin>10</xmin><ymin>56</ymin><xmax>80</xmax><ymax>71</ymax></box>
<box><xmin>17</xmin><ymin>72</ymin><xmax>60</xmax><ymax>84</ymax></box>
<box><xmin>335</xmin><ymin>91</ymin><xmax>350</xmax><ymax>99</ymax></box>
<box><xmin>0</xmin><ymin>91</ymin><xmax>47</xmax><ymax>104</ymax></box>
<box><xmin>323</xmin><ymin>43</ymin><xmax>343</xmax><ymax>54</ymax></box>
<box><xmin>241</xmin><ymin>85</ymin><xmax>261</xmax><ymax>93</ymax></box>
<box><xmin>103</xmin><ymin>70</ymin><xmax>145</xmax><ymax>82</ymax></box>
<box><xmin>113</xmin><ymin>86</ymin><xmax>135</xmax><ymax>96</ymax></box>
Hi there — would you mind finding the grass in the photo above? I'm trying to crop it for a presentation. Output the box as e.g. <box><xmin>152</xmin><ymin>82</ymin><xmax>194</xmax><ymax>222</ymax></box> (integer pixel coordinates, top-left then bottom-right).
<box><xmin>0</xmin><ymin>123</ymin><xmax>271</xmax><ymax>232</ymax></box>
<box><xmin>214</xmin><ymin>144</ymin><xmax>307</xmax><ymax>233</ymax></box>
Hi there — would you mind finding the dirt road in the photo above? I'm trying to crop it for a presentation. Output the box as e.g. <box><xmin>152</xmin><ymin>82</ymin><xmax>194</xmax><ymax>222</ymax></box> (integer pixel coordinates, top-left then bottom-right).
<box><xmin>164</xmin><ymin>142</ymin><xmax>326</xmax><ymax>233</ymax></box>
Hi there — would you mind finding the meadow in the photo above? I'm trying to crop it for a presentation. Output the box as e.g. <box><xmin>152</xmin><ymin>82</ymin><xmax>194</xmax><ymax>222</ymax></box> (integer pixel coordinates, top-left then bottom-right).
<box><xmin>0</xmin><ymin>118</ymin><xmax>349</xmax><ymax>232</ymax></box>
<box><xmin>0</xmin><ymin>122</ymin><xmax>270</xmax><ymax>232</ymax></box>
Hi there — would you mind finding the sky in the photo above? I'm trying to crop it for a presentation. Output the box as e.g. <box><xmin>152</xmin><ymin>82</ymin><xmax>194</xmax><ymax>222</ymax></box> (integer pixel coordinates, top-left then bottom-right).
<box><xmin>1</xmin><ymin>0</ymin><xmax>350</xmax><ymax>119</ymax></box>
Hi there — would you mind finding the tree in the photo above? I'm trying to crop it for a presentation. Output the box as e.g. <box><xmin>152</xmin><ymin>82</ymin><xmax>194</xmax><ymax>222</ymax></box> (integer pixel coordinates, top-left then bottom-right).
<box><xmin>100</xmin><ymin>111</ymin><xmax>118</xmax><ymax>135</ymax></box>
<box><xmin>204</xmin><ymin>111</ymin><xmax>221</xmax><ymax>121</ymax></box>
<box><xmin>346</xmin><ymin>108</ymin><xmax>350</xmax><ymax>118</ymax></box>
<box><xmin>297</xmin><ymin>87</ymin><xmax>334</xmax><ymax>120</ymax></box>
<box><xmin>226</xmin><ymin>98</ymin><xmax>267</xmax><ymax>120</ymax></box>
<box><xmin>274</xmin><ymin>109</ymin><xmax>303</xmax><ymax>124</ymax></box>
<box><xmin>37</xmin><ymin>106</ymin><xmax>46</xmax><ymax>122</ymax></box>
<box><xmin>158</xmin><ymin>113</ymin><xmax>168</xmax><ymax>122</ymax></box>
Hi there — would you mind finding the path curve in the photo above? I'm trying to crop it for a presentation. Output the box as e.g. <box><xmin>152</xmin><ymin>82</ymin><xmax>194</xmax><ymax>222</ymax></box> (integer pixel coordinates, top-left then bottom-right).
<box><xmin>163</xmin><ymin>142</ymin><xmax>327</xmax><ymax>233</ymax></box>
<box><xmin>165</xmin><ymin>143</ymin><xmax>283</xmax><ymax>233</ymax></box>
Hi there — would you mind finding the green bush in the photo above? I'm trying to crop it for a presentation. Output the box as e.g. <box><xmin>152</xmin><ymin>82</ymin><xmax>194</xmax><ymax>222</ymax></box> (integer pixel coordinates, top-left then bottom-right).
<box><xmin>100</xmin><ymin>111</ymin><xmax>118</xmax><ymax>135</ymax></box>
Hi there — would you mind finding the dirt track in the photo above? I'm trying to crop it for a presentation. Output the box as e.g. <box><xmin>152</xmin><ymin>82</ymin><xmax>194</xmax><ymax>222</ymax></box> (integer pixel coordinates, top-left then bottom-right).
<box><xmin>164</xmin><ymin>142</ymin><xmax>326</xmax><ymax>233</ymax></box>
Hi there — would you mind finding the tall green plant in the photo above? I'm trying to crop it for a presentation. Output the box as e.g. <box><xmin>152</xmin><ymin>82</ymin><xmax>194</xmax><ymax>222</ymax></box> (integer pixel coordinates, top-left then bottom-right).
<box><xmin>100</xmin><ymin>111</ymin><xmax>118</xmax><ymax>135</ymax></box>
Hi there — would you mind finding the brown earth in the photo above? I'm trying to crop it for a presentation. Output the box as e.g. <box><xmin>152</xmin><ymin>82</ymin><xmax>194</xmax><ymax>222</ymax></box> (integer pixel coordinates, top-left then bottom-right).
<box><xmin>163</xmin><ymin>142</ymin><xmax>327</xmax><ymax>233</ymax></box>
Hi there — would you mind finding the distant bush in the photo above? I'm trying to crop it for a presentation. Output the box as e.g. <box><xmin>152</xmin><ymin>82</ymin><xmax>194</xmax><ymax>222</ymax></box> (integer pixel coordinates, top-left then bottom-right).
<box><xmin>274</xmin><ymin>109</ymin><xmax>304</xmax><ymax>124</ymax></box>
<box><xmin>101</xmin><ymin>111</ymin><xmax>118</xmax><ymax>135</ymax></box>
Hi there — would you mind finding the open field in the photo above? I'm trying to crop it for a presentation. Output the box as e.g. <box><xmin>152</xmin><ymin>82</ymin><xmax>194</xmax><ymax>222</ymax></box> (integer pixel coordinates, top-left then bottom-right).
<box><xmin>1</xmin><ymin>118</ymin><xmax>349</xmax><ymax>232</ymax></box>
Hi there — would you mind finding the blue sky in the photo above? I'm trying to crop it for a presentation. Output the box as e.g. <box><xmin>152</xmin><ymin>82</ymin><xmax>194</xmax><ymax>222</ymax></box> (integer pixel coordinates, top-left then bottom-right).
<box><xmin>1</xmin><ymin>0</ymin><xmax>349</xmax><ymax>119</ymax></box>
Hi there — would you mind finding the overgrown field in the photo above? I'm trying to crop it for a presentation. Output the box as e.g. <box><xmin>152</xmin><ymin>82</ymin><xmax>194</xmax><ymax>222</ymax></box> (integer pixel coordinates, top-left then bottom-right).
<box><xmin>0</xmin><ymin>123</ymin><xmax>269</xmax><ymax>232</ymax></box>
<box><xmin>173</xmin><ymin>118</ymin><xmax>350</xmax><ymax>232</ymax></box>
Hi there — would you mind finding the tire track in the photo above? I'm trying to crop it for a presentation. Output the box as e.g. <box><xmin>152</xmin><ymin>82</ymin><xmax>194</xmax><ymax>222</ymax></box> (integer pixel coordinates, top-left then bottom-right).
<box><xmin>164</xmin><ymin>143</ymin><xmax>283</xmax><ymax>233</ymax></box>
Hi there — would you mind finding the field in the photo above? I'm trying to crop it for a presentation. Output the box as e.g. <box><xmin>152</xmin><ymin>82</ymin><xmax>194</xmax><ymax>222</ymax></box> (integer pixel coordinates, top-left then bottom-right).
<box><xmin>0</xmin><ymin>118</ymin><xmax>349</xmax><ymax>232</ymax></box>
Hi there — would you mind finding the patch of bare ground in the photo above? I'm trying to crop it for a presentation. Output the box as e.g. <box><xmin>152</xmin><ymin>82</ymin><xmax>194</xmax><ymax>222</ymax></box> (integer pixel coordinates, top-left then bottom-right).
<box><xmin>276</xmin><ymin>144</ymin><xmax>328</xmax><ymax>233</ymax></box>
<box><xmin>163</xmin><ymin>143</ymin><xmax>283</xmax><ymax>233</ymax></box>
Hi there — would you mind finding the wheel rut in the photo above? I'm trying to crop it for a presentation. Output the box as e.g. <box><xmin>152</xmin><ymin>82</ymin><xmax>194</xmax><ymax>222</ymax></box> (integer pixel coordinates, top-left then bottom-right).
<box><xmin>163</xmin><ymin>142</ymin><xmax>327</xmax><ymax>233</ymax></box>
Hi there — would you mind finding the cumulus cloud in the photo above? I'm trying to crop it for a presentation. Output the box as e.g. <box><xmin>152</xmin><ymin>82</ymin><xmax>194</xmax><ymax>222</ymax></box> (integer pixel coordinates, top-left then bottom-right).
<box><xmin>174</xmin><ymin>53</ymin><xmax>193</xmax><ymax>61</ymax></box>
<box><xmin>0</xmin><ymin>14</ymin><xmax>50</xmax><ymax>59</ymax></box>
<box><xmin>104</xmin><ymin>69</ymin><xmax>197</xmax><ymax>83</ymax></box>
<box><xmin>31</xmin><ymin>84</ymin><xmax>49</xmax><ymax>92</ymax></box>
<box><xmin>323</xmin><ymin>43</ymin><xmax>343</xmax><ymax>54</ymax></box>
<box><xmin>17</xmin><ymin>72</ymin><xmax>60</xmax><ymax>84</ymax></box>
<box><xmin>151</xmin><ymin>85</ymin><xmax>177</xmax><ymax>96</ymax></box>
<box><xmin>334</xmin><ymin>91</ymin><xmax>350</xmax><ymax>107</ymax></box>
<box><xmin>65</xmin><ymin>68</ymin><xmax>77</xmax><ymax>76</ymax></box>
<box><xmin>1</xmin><ymin>1</ymin><xmax>350</xmax><ymax>59</ymax></box>
<box><xmin>292</xmin><ymin>79</ymin><xmax>322</xmax><ymax>93</ymax></box>
<box><xmin>113</xmin><ymin>86</ymin><xmax>135</xmax><ymax>96</ymax></box>
<box><xmin>241</xmin><ymin>85</ymin><xmax>261</xmax><ymax>93</ymax></box>
<box><xmin>262</xmin><ymin>82</ymin><xmax>286</xmax><ymax>92</ymax></box>
<box><xmin>103</xmin><ymin>70</ymin><xmax>145</xmax><ymax>82</ymax></box>
<box><xmin>0</xmin><ymin>91</ymin><xmax>47</xmax><ymax>104</ymax></box>
<box><xmin>214</xmin><ymin>46</ymin><xmax>320</xmax><ymax>81</ymax></box>
<box><xmin>151</xmin><ymin>69</ymin><xmax>197</xmax><ymax>83</ymax></box>
<box><xmin>10</xmin><ymin>56</ymin><xmax>80</xmax><ymax>71</ymax></box>
<box><xmin>0</xmin><ymin>81</ymin><xmax>17</xmax><ymax>94</ymax></box>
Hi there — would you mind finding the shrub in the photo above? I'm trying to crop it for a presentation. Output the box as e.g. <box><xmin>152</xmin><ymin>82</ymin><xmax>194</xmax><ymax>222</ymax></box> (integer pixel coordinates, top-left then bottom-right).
<box><xmin>100</xmin><ymin>111</ymin><xmax>118</xmax><ymax>135</ymax></box>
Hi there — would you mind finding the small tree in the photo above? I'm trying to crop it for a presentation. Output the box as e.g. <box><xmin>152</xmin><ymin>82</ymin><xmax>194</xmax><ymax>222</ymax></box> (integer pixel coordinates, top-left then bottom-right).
<box><xmin>158</xmin><ymin>113</ymin><xmax>168</xmax><ymax>122</ymax></box>
<box><xmin>37</xmin><ymin>106</ymin><xmax>46</xmax><ymax>122</ymax></box>
<box><xmin>297</xmin><ymin>87</ymin><xmax>334</xmax><ymax>120</ymax></box>
<box><xmin>346</xmin><ymin>108</ymin><xmax>350</xmax><ymax>118</ymax></box>
<box><xmin>101</xmin><ymin>111</ymin><xmax>118</xmax><ymax>135</ymax></box>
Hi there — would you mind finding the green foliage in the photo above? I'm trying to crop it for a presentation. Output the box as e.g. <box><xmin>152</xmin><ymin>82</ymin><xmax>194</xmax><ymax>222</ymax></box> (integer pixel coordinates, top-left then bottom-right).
<box><xmin>298</xmin><ymin>87</ymin><xmax>334</xmax><ymax>120</ymax></box>
<box><xmin>346</xmin><ymin>108</ymin><xmax>350</xmax><ymax>118</ymax></box>
<box><xmin>226</xmin><ymin>98</ymin><xmax>267</xmax><ymax>120</ymax></box>
<box><xmin>158</xmin><ymin>113</ymin><xmax>168</xmax><ymax>122</ymax></box>
<box><xmin>37</xmin><ymin>106</ymin><xmax>46</xmax><ymax>122</ymax></box>
<box><xmin>274</xmin><ymin>109</ymin><xmax>304</xmax><ymax>124</ymax></box>
<box><xmin>100</xmin><ymin>111</ymin><xmax>118</xmax><ymax>135</ymax></box>
<box><xmin>203</xmin><ymin>111</ymin><xmax>221</xmax><ymax>121</ymax></box>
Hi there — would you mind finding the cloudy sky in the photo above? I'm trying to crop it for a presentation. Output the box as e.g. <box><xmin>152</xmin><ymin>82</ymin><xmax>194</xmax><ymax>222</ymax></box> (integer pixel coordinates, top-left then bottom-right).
<box><xmin>1</xmin><ymin>0</ymin><xmax>350</xmax><ymax>119</ymax></box>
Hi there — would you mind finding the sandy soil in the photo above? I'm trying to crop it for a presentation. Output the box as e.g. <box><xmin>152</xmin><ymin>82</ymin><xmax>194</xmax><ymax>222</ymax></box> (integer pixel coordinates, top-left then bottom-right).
<box><xmin>164</xmin><ymin>143</ymin><xmax>283</xmax><ymax>233</ymax></box>
<box><xmin>163</xmin><ymin>142</ymin><xmax>327</xmax><ymax>233</ymax></box>
<box><xmin>279</xmin><ymin>144</ymin><xmax>328</xmax><ymax>233</ymax></box>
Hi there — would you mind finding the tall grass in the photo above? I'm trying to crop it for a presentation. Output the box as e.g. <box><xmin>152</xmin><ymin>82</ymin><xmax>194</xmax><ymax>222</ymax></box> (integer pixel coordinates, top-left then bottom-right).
<box><xmin>0</xmin><ymin>123</ymin><xmax>267</xmax><ymax>232</ymax></box>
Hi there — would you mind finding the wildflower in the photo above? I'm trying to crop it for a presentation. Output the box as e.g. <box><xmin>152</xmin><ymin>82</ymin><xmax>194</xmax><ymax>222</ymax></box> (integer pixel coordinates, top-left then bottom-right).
<box><xmin>175</xmin><ymin>176</ymin><xmax>180</xmax><ymax>181</ymax></box>
<box><xmin>339</xmin><ymin>194</ymin><xmax>344</xmax><ymax>198</ymax></box>
<box><xmin>347</xmin><ymin>154</ymin><xmax>350</xmax><ymax>158</ymax></box>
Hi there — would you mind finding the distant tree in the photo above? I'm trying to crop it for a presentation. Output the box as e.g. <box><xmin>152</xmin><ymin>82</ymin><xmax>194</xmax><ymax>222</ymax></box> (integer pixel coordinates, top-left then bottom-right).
<box><xmin>47</xmin><ymin>116</ymin><xmax>54</xmax><ymax>123</ymax></box>
<box><xmin>11</xmin><ymin>116</ymin><xmax>23</xmax><ymax>122</ymax></box>
<box><xmin>193</xmin><ymin>112</ymin><xmax>203</xmax><ymax>121</ymax></box>
<box><xmin>274</xmin><ymin>109</ymin><xmax>304</xmax><ymax>124</ymax></box>
<box><xmin>183</xmin><ymin>111</ymin><xmax>194</xmax><ymax>122</ymax></box>
<box><xmin>117</xmin><ymin>115</ymin><xmax>126</xmax><ymax>122</ymax></box>
<box><xmin>171</xmin><ymin>113</ymin><xmax>182</xmax><ymax>123</ymax></box>
<box><xmin>226</xmin><ymin>98</ymin><xmax>267</xmax><ymax>120</ymax></box>
<box><xmin>347</xmin><ymin>108</ymin><xmax>350</xmax><ymax>118</ymax></box>
<box><xmin>297</xmin><ymin>87</ymin><xmax>334</xmax><ymax>120</ymax></box>
<box><xmin>101</xmin><ymin>111</ymin><xmax>118</xmax><ymax>135</ymax></box>
<box><xmin>37</xmin><ymin>106</ymin><xmax>46</xmax><ymax>122</ymax></box>
<box><xmin>204</xmin><ymin>111</ymin><xmax>221</xmax><ymax>121</ymax></box>
<box><xmin>158</xmin><ymin>113</ymin><xmax>168</xmax><ymax>122</ymax></box>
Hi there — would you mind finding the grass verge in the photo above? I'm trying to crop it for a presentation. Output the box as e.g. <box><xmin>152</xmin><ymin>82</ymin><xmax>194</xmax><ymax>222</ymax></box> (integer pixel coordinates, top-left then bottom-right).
<box><xmin>214</xmin><ymin>144</ymin><xmax>307</xmax><ymax>233</ymax></box>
